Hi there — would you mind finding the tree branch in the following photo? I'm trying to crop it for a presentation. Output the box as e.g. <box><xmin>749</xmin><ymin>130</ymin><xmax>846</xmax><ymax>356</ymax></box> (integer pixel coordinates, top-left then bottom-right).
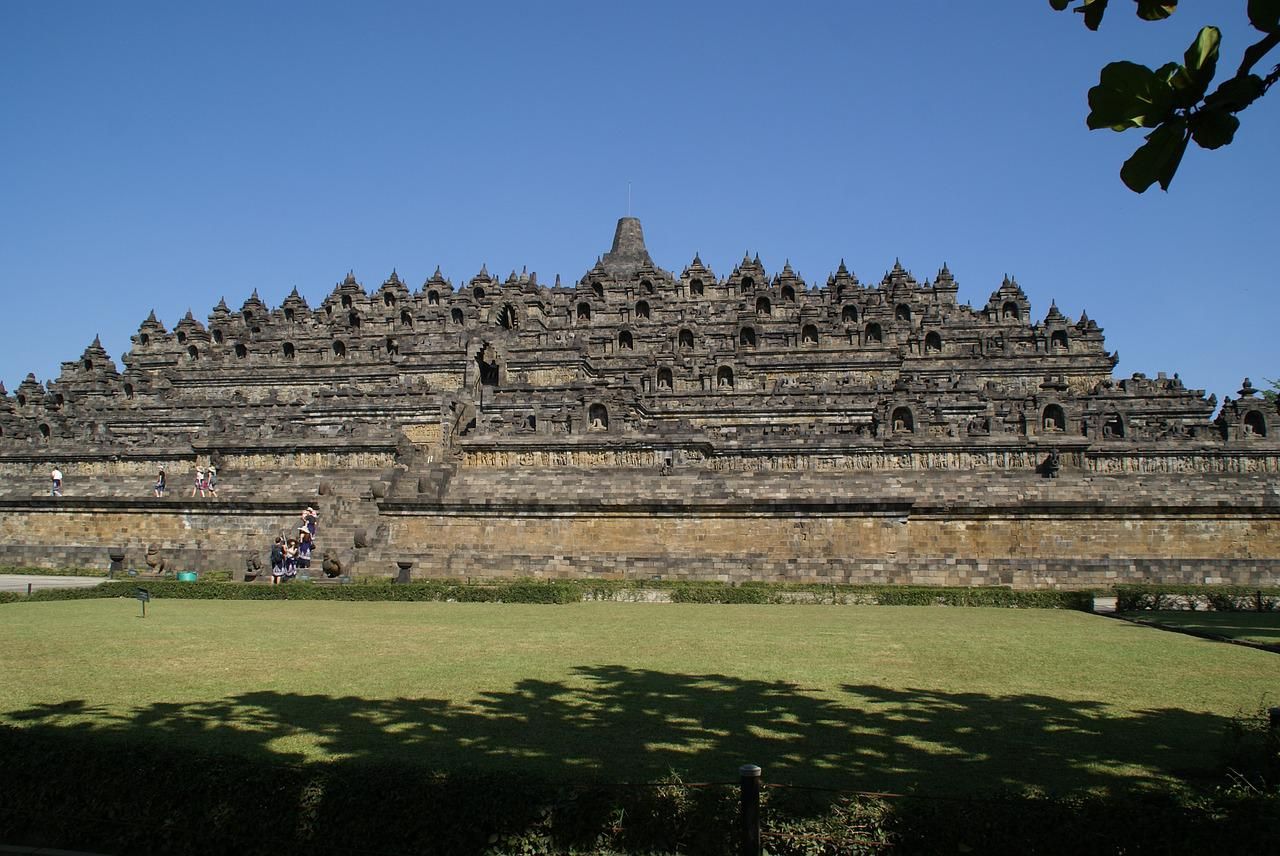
<box><xmin>1237</xmin><ymin>30</ymin><xmax>1280</xmax><ymax>78</ymax></box>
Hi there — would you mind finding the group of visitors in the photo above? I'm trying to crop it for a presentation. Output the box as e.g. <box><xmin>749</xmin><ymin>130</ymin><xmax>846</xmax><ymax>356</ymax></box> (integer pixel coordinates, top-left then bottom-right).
<box><xmin>148</xmin><ymin>466</ymin><xmax>217</xmax><ymax>498</ymax></box>
<box><xmin>269</xmin><ymin>506</ymin><xmax>319</xmax><ymax>585</ymax></box>
<box><xmin>190</xmin><ymin>465</ymin><xmax>218</xmax><ymax>497</ymax></box>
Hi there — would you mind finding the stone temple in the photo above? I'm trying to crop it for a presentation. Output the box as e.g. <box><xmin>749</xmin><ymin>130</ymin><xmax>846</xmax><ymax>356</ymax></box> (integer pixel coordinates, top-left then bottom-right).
<box><xmin>0</xmin><ymin>218</ymin><xmax>1276</xmax><ymax>586</ymax></box>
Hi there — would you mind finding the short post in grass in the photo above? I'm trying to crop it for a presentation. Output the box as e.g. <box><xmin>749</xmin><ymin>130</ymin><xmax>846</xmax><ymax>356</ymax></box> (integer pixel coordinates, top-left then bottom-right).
<box><xmin>108</xmin><ymin>547</ymin><xmax>126</xmax><ymax>579</ymax></box>
<box><xmin>134</xmin><ymin>587</ymin><xmax>150</xmax><ymax>618</ymax></box>
<box><xmin>739</xmin><ymin>764</ymin><xmax>761</xmax><ymax>856</ymax></box>
<box><xmin>395</xmin><ymin>560</ymin><xmax>413</xmax><ymax>584</ymax></box>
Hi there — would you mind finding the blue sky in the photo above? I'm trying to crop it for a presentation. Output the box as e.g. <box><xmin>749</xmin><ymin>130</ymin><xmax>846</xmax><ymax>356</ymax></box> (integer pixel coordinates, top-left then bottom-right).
<box><xmin>2</xmin><ymin>1</ymin><xmax>1275</xmax><ymax>403</ymax></box>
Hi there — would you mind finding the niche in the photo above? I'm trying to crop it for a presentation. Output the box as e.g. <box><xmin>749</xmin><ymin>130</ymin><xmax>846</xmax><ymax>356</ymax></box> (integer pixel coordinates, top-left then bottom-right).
<box><xmin>282</xmin><ymin>342</ymin><xmax>295</xmax><ymax>360</ymax></box>
<box><xmin>690</xmin><ymin>278</ymin><xmax>704</xmax><ymax>296</ymax></box>
<box><xmin>619</xmin><ymin>330</ymin><xmax>633</xmax><ymax>350</ymax></box>
<box><xmin>925</xmin><ymin>332</ymin><xmax>942</xmax><ymax>354</ymax></box>
<box><xmin>1051</xmin><ymin>330</ymin><xmax>1068</xmax><ymax>351</ymax></box>
<box><xmin>400</xmin><ymin>310</ymin><xmax>413</xmax><ymax>328</ymax></box>
<box><xmin>428</xmin><ymin>290</ymin><xmax>440</xmax><ymax>306</ymax></box>
<box><xmin>341</xmin><ymin>295</ymin><xmax>352</xmax><ymax>309</ymax></box>
<box><xmin>781</xmin><ymin>285</ymin><xmax>795</xmax><ymax>303</ymax></box>
<box><xmin>383</xmin><ymin>292</ymin><xmax>396</xmax><ymax>307</ymax></box>
<box><xmin>641</xmin><ymin>279</ymin><xmax>654</xmax><ymax>294</ymax></box>
<box><xmin>576</xmin><ymin>302</ymin><xmax>591</xmax><ymax>323</ymax></box>
<box><xmin>756</xmin><ymin>296</ymin><xmax>771</xmax><ymax>317</ymax></box>
<box><xmin>234</xmin><ymin>343</ymin><xmax>248</xmax><ymax>359</ymax></box>
<box><xmin>588</xmin><ymin>403</ymin><xmax>609</xmax><ymax>430</ymax></box>
<box><xmin>1244</xmin><ymin>410</ymin><xmax>1267</xmax><ymax>437</ymax></box>
<box><xmin>740</xmin><ymin>326</ymin><xmax>757</xmax><ymax>348</ymax></box>
<box><xmin>636</xmin><ymin>300</ymin><xmax>650</xmax><ymax>320</ymax></box>
<box><xmin>497</xmin><ymin>304</ymin><xmax>518</xmax><ymax>330</ymax></box>
<box><xmin>657</xmin><ymin>367</ymin><xmax>673</xmax><ymax>390</ymax></box>
<box><xmin>1002</xmin><ymin>301</ymin><xmax>1020</xmax><ymax>321</ymax></box>
<box><xmin>186</xmin><ymin>345</ymin><xmax>198</xmax><ymax>361</ymax></box>
<box><xmin>474</xmin><ymin>287</ymin><xmax>486</xmax><ymax>300</ymax></box>
<box><xmin>332</xmin><ymin>340</ymin><xmax>346</xmax><ymax>359</ymax></box>
<box><xmin>678</xmin><ymin>329</ymin><xmax>694</xmax><ymax>349</ymax></box>
<box><xmin>891</xmin><ymin>407</ymin><xmax>914</xmax><ymax>434</ymax></box>
<box><xmin>348</xmin><ymin>311</ymin><xmax>361</xmax><ymax>329</ymax></box>
<box><xmin>1042</xmin><ymin>404</ymin><xmax>1066</xmax><ymax>432</ymax></box>
<box><xmin>592</xmin><ymin>282</ymin><xmax>604</xmax><ymax>300</ymax></box>
<box><xmin>801</xmin><ymin>324</ymin><xmax>819</xmax><ymax>346</ymax></box>
<box><xmin>1103</xmin><ymin>413</ymin><xmax>1124</xmax><ymax>438</ymax></box>
<box><xmin>841</xmin><ymin>305</ymin><xmax>857</xmax><ymax>323</ymax></box>
<box><xmin>895</xmin><ymin>304</ymin><xmax>912</xmax><ymax>322</ymax></box>
<box><xmin>212</xmin><ymin>329</ymin><xmax>224</xmax><ymax>344</ymax></box>
<box><xmin>123</xmin><ymin>383</ymin><xmax>134</xmax><ymax>399</ymax></box>
<box><xmin>865</xmin><ymin>323</ymin><xmax>883</xmax><ymax>344</ymax></box>
<box><xmin>716</xmin><ymin>366</ymin><xmax>734</xmax><ymax>388</ymax></box>
<box><xmin>741</xmin><ymin>276</ymin><xmax>755</xmax><ymax>292</ymax></box>
<box><xmin>82</xmin><ymin>359</ymin><xmax>93</xmax><ymax>371</ymax></box>
<box><xmin>451</xmin><ymin>308</ymin><xmax>464</xmax><ymax>325</ymax></box>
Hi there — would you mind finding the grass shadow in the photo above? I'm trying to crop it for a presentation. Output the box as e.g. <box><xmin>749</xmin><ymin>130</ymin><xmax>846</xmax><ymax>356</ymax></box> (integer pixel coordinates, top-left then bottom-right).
<box><xmin>5</xmin><ymin>666</ymin><xmax>1241</xmax><ymax>796</ymax></box>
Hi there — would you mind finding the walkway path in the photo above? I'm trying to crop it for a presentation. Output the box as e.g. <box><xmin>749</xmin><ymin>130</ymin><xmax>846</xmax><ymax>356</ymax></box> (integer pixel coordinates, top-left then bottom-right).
<box><xmin>0</xmin><ymin>574</ymin><xmax>107</xmax><ymax>593</ymax></box>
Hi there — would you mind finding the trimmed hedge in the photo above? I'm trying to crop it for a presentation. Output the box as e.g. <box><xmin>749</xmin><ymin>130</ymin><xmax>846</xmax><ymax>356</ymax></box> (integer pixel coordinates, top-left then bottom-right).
<box><xmin>0</xmin><ymin>591</ymin><xmax>20</xmax><ymax>604</ymax></box>
<box><xmin>6</xmin><ymin>579</ymin><xmax>1095</xmax><ymax>610</ymax></box>
<box><xmin>1115</xmin><ymin>584</ymin><xmax>1280</xmax><ymax>613</ymax></box>
<box><xmin>3</xmin><ymin>724</ymin><xmax>1278</xmax><ymax>855</ymax></box>
<box><xmin>18</xmin><ymin>579</ymin><xmax>584</xmax><ymax>604</ymax></box>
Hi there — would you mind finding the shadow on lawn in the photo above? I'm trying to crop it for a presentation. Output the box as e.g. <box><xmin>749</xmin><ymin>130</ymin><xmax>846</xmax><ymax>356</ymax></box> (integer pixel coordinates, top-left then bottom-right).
<box><xmin>9</xmin><ymin>667</ymin><xmax>1234</xmax><ymax>795</ymax></box>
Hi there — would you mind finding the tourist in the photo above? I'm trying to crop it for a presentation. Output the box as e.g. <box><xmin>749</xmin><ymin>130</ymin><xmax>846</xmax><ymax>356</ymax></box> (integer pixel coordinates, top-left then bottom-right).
<box><xmin>297</xmin><ymin>529</ymin><xmax>313</xmax><ymax>571</ymax></box>
<box><xmin>154</xmin><ymin>468</ymin><xmax>166</xmax><ymax>497</ymax></box>
<box><xmin>206</xmin><ymin>465</ymin><xmax>218</xmax><ymax>497</ymax></box>
<box><xmin>50</xmin><ymin>467</ymin><xmax>62</xmax><ymax>497</ymax></box>
<box><xmin>191</xmin><ymin>467</ymin><xmax>205</xmax><ymax>498</ymax></box>
<box><xmin>284</xmin><ymin>538</ymin><xmax>299</xmax><ymax>581</ymax></box>
<box><xmin>270</xmin><ymin>537</ymin><xmax>285</xmax><ymax>585</ymax></box>
<box><xmin>302</xmin><ymin>506</ymin><xmax>318</xmax><ymax>538</ymax></box>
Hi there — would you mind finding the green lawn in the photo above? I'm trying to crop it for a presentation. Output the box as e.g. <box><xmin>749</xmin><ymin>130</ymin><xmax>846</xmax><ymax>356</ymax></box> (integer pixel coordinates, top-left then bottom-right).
<box><xmin>1123</xmin><ymin>610</ymin><xmax>1280</xmax><ymax>646</ymax></box>
<box><xmin>2</xmin><ymin>600</ymin><xmax>1276</xmax><ymax>797</ymax></box>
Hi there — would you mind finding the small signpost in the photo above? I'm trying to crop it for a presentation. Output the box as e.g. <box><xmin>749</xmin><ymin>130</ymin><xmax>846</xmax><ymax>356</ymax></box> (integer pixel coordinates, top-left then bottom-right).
<box><xmin>134</xmin><ymin>587</ymin><xmax>151</xmax><ymax>618</ymax></box>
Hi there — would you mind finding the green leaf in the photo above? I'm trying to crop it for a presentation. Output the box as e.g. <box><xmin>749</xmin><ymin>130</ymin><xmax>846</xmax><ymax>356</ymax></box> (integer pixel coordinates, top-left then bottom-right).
<box><xmin>1183</xmin><ymin>26</ymin><xmax>1220</xmax><ymax>76</ymax></box>
<box><xmin>1049</xmin><ymin>0</ymin><xmax>1070</xmax><ymax>10</ymax></box>
<box><xmin>1203</xmin><ymin>74</ymin><xmax>1266</xmax><ymax>112</ymax></box>
<box><xmin>1120</xmin><ymin>118</ymin><xmax>1189</xmax><ymax>192</ymax></box>
<box><xmin>1135</xmin><ymin>0</ymin><xmax>1177</xmax><ymax>21</ymax></box>
<box><xmin>1247</xmin><ymin>0</ymin><xmax>1280</xmax><ymax>33</ymax></box>
<box><xmin>1190</xmin><ymin>109</ymin><xmax>1240</xmax><ymax>149</ymax></box>
<box><xmin>1077</xmin><ymin>0</ymin><xmax>1110</xmax><ymax>30</ymax></box>
<box><xmin>1164</xmin><ymin>26</ymin><xmax>1220</xmax><ymax>107</ymax></box>
<box><xmin>1087</xmin><ymin>61</ymin><xmax>1175</xmax><ymax>130</ymax></box>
